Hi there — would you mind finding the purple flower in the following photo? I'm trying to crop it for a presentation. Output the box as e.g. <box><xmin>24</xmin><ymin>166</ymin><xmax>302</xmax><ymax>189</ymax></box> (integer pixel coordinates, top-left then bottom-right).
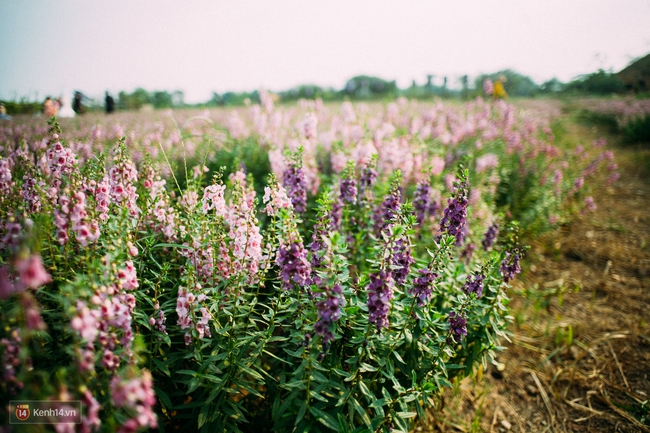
<box><xmin>460</xmin><ymin>243</ymin><xmax>476</xmax><ymax>264</ymax></box>
<box><xmin>500</xmin><ymin>251</ymin><xmax>521</xmax><ymax>283</ymax></box>
<box><xmin>330</xmin><ymin>197</ymin><xmax>343</xmax><ymax>230</ymax></box>
<box><xmin>315</xmin><ymin>284</ymin><xmax>343</xmax><ymax>345</ymax></box>
<box><xmin>392</xmin><ymin>240</ymin><xmax>414</xmax><ymax>286</ymax></box>
<box><xmin>282</xmin><ymin>164</ymin><xmax>307</xmax><ymax>213</ymax></box>
<box><xmin>277</xmin><ymin>241</ymin><xmax>312</xmax><ymax>290</ymax></box>
<box><xmin>448</xmin><ymin>311</ymin><xmax>467</xmax><ymax>343</ymax></box>
<box><xmin>340</xmin><ymin>176</ymin><xmax>358</xmax><ymax>205</ymax></box>
<box><xmin>439</xmin><ymin>180</ymin><xmax>469</xmax><ymax>246</ymax></box>
<box><xmin>0</xmin><ymin>329</ymin><xmax>24</xmax><ymax>395</ymax></box>
<box><xmin>462</xmin><ymin>273</ymin><xmax>485</xmax><ymax>298</ymax></box>
<box><xmin>408</xmin><ymin>269</ymin><xmax>438</xmax><ymax>306</ymax></box>
<box><xmin>359</xmin><ymin>164</ymin><xmax>377</xmax><ymax>199</ymax></box>
<box><xmin>428</xmin><ymin>198</ymin><xmax>440</xmax><ymax>219</ymax></box>
<box><xmin>374</xmin><ymin>188</ymin><xmax>401</xmax><ymax>233</ymax></box>
<box><xmin>413</xmin><ymin>182</ymin><xmax>431</xmax><ymax>225</ymax></box>
<box><xmin>367</xmin><ymin>270</ymin><xmax>393</xmax><ymax>330</ymax></box>
<box><xmin>481</xmin><ymin>222</ymin><xmax>499</xmax><ymax>251</ymax></box>
<box><xmin>309</xmin><ymin>219</ymin><xmax>329</xmax><ymax>284</ymax></box>
<box><xmin>573</xmin><ymin>177</ymin><xmax>584</xmax><ymax>191</ymax></box>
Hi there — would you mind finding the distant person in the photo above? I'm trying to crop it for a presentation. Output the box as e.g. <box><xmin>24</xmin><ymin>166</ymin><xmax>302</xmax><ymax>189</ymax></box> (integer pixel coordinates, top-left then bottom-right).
<box><xmin>72</xmin><ymin>91</ymin><xmax>85</xmax><ymax>114</ymax></box>
<box><xmin>43</xmin><ymin>97</ymin><xmax>59</xmax><ymax>118</ymax></box>
<box><xmin>493</xmin><ymin>76</ymin><xmax>508</xmax><ymax>99</ymax></box>
<box><xmin>58</xmin><ymin>92</ymin><xmax>76</xmax><ymax>118</ymax></box>
<box><xmin>0</xmin><ymin>103</ymin><xmax>12</xmax><ymax>120</ymax></box>
<box><xmin>105</xmin><ymin>92</ymin><xmax>115</xmax><ymax>114</ymax></box>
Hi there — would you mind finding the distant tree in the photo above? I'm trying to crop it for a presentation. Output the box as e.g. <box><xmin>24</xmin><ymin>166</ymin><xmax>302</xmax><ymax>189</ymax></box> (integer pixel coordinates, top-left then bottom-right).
<box><xmin>563</xmin><ymin>69</ymin><xmax>625</xmax><ymax>95</ymax></box>
<box><xmin>343</xmin><ymin>75</ymin><xmax>397</xmax><ymax>99</ymax></box>
<box><xmin>114</xmin><ymin>88</ymin><xmax>185</xmax><ymax>110</ymax></box>
<box><xmin>540</xmin><ymin>78</ymin><xmax>563</xmax><ymax>94</ymax></box>
<box><xmin>152</xmin><ymin>91</ymin><xmax>173</xmax><ymax>109</ymax></box>
<box><xmin>131</xmin><ymin>88</ymin><xmax>151</xmax><ymax>109</ymax></box>
<box><xmin>279</xmin><ymin>85</ymin><xmax>332</xmax><ymax>102</ymax></box>
<box><xmin>209</xmin><ymin>92</ymin><xmax>225</xmax><ymax>106</ymax></box>
<box><xmin>117</xmin><ymin>88</ymin><xmax>151</xmax><ymax>110</ymax></box>
<box><xmin>0</xmin><ymin>99</ymin><xmax>41</xmax><ymax>115</ymax></box>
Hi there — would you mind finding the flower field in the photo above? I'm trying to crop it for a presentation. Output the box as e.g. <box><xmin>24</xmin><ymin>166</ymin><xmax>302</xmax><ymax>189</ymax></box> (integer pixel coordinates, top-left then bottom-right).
<box><xmin>575</xmin><ymin>97</ymin><xmax>650</xmax><ymax>143</ymax></box>
<box><xmin>0</xmin><ymin>96</ymin><xmax>625</xmax><ymax>432</ymax></box>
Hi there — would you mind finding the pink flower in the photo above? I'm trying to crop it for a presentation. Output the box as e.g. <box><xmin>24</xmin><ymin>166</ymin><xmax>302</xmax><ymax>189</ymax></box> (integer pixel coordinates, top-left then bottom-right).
<box><xmin>475</xmin><ymin>154</ymin><xmax>498</xmax><ymax>173</ymax></box>
<box><xmin>263</xmin><ymin>183</ymin><xmax>292</xmax><ymax>215</ymax></box>
<box><xmin>81</xmin><ymin>389</ymin><xmax>101</xmax><ymax>431</ymax></box>
<box><xmin>301</xmin><ymin>112</ymin><xmax>318</xmax><ymax>139</ymax></box>
<box><xmin>23</xmin><ymin>295</ymin><xmax>46</xmax><ymax>330</ymax></box>
<box><xmin>430</xmin><ymin>156</ymin><xmax>445</xmax><ymax>176</ymax></box>
<box><xmin>585</xmin><ymin>196</ymin><xmax>597</xmax><ymax>212</ymax></box>
<box><xmin>483</xmin><ymin>79</ymin><xmax>494</xmax><ymax>96</ymax></box>
<box><xmin>0</xmin><ymin>267</ymin><xmax>14</xmax><ymax>299</ymax></box>
<box><xmin>126</xmin><ymin>241</ymin><xmax>138</xmax><ymax>257</ymax></box>
<box><xmin>71</xmin><ymin>303</ymin><xmax>101</xmax><ymax>342</ymax></box>
<box><xmin>15</xmin><ymin>255</ymin><xmax>51</xmax><ymax>289</ymax></box>
<box><xmin>192</xmin><ymin>165</ymin><xmax>209</xmax><ymax>179</ymax></box>
<box><xmin>607</xmin><ymin>172</ymin><xmax>620</xmax><ymax>184</ymax></box>
<box><xmin>202</xmin><ymin>184</ymin><xmax>227</xmax><ymax>216</ymax></box>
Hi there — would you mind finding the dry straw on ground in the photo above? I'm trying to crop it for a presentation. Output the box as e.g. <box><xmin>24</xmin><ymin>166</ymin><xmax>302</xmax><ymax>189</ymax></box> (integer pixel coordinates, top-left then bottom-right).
<box><xmin>418</xmin><ymin>109</ymin><xmax>650</xmax><ymax>432</ymax></box>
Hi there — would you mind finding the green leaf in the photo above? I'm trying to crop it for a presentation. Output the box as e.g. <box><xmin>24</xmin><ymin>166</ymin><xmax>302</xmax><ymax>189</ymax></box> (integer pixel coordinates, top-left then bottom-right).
<box><xmin>311</xmin><ymin>371</ymin><xmax>328</xmax><ymax>383</ymax></box>
<box><xmin>198</xmin><ymin>403</ymin><xmax>210</xmax><ymax>429</ymax></box>
<box><xmin>404</xmin><ymin>328</ymin><xmax>413</xmax><ymax>344</ymax></box>
<box><xmin>369</xmin><ymin>398</ymin><xmax>388</xmax><ymax>408</ymax></box>
<box><xmin>350</xmin><ymin>397</ymin><xmax>372</xmax><ymax>430</ymax></box>
<box><xmin>336</xmin><ymin>389</ymin><xmax>351</xmax><ymax>407</ymax></box>
<box><xmin>309</xmin><ymin>406</ymin><xmax>339</xmax><ymax>431</ymax></box>
<box><xmin>187</xmin><ymin>377</ymin><xmax>201</xmax><ymax>393</ymax></box>
<box><xmin>415</xmin><ymin>398</ymin><xmax>425</xmax><ymax>420</ymax></box>
<box><xmin>282</xmin><ymin>380</ymin><xmax>307</xmax><ymax>391</ymax></box>
<box><xmin>202</xmin><ymin>374</ymin><xmax>224</xmax><ymax>384</ymax></box>
<box><xmin>332</xmin><ymin>368</ymin><xmax>349</xmax><ymax>378</ymax></box>
<box><xmin>310</xmin><ymin>390</ymin><xmax>328</xmax><ymax>403</ymax></box>
<box><xmin>337</xmin><ymin>413</ymin><xmax>350</xmax><ymax>433</ymax></box>
<box><xmin>343</xmin><ymin>370</ymin><xmax>357</xmax><ymax>382</ymax></box>
<box><xmin>153</xmin><ymin>386</ymin><xmax>173</xmax><ymax>409</ymax></box>
<box><xmin>445</xmin><ymin>364</ymin><xmax>465</xmax><ymax>369</ymax></box>
<box><xmin>152</xmin><ymin>358</ymin><xmax>171</xmax><ymax>377</ymax></box>
<box><xmin>295</xmin><ymin>401</ymin><xmax>307</xmax><ymax>426</ymax></box>
<box><xmin>358</xmin><ymin>381</ymin><xmax>373</xmax><ymax>400</ymax></box>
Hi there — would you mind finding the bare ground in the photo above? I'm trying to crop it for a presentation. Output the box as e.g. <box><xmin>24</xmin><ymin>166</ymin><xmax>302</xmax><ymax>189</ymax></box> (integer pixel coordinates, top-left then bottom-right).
<box><xmin>418</xmin><ymin>109</ymin><xmax>650</xmax><ymax>432</ymax></box>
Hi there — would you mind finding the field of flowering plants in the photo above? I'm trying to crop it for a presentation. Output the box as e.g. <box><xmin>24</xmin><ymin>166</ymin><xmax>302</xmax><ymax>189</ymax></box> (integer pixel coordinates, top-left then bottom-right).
<box><xmin>0</xmin><ymin>95</ymin><xmax>621</xmax><ymax>432</ymax></box>
<box><xmin>575</xmin><ymin>97</ymin><xmax>650</xmax><ymax>143</ymax></box>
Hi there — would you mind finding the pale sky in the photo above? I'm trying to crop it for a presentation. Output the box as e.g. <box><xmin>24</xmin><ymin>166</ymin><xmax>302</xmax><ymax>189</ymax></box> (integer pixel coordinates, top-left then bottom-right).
<box><xmin>1</xmin><ymin>0</ymin><xmax>649</xmax><ymax>104</ymax></box>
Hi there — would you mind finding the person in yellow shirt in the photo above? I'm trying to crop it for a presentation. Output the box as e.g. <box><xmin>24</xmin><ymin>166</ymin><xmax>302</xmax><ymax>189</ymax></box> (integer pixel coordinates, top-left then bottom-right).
<box><xmin>493</xmin><ymin>76</ymin><xmax>508</xmax><ymax>99</ymax></box>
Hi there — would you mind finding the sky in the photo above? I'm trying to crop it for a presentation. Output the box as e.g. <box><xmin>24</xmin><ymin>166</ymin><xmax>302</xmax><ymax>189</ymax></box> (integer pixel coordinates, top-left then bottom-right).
<box><xmin>1</xmin><ymin>1</ymin><xmax>650</xmax><ymax>104</ymax></box>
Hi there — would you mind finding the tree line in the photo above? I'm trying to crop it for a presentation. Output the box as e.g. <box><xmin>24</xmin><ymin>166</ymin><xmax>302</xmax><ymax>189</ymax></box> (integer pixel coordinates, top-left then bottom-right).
<box><xmin>0</xmin><ymin>69</ymin><xmax>632</xmax><ymax>115</ymax></box>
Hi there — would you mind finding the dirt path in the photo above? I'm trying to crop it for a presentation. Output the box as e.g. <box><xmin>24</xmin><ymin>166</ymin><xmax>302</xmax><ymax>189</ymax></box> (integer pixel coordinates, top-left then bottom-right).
<box><xmin>419</xmin><ymin>107</ymin><xmax>650</xmax><ymax>432</ymax></box>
